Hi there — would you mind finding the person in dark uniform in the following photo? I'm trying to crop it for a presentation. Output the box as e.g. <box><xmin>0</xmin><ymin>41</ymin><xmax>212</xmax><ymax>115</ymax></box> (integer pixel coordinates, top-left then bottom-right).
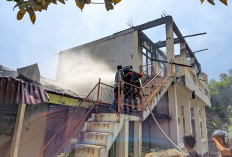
<box><xmin>122</xmin><ymin>65</ymin><xmax>133</xmax><ymax>114</ymax></box>
<box><xmin>130</xmin><ymin>66</ymin><xmax>143</xmax><ymax>111</ymax></box>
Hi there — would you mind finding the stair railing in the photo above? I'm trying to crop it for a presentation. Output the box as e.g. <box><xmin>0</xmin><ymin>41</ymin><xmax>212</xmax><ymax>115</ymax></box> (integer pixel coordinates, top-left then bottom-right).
<box><xmin>117</xmin><ymin>60</ymin><xmax>173</xmax><ymax>115</ymax></box>
<box><xmin>40</xmin><ymin>61</ymin><xmax>173</xmax><ymax>157</ymax></box>
<box><xmin>40</xmin><ymin>79</ymin><xmax>114</xmax><ymax>157</ymax></box>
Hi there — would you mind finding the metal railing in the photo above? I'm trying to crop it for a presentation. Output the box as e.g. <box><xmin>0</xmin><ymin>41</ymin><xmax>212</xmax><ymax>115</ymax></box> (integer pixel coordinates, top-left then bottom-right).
<box><xmin>40</xmin><ymin>61</ymin><xmax>173</xmax><ymax>157</ymax></box>
<box><xmin>40</xmin><ymin>79</ymin><xmax>114</xmax><ymax>157</ymax></box>
<box><xmin>117</xmin><ymin>61</ymin><xmax>173</xmax><ymax>115</ymax></box>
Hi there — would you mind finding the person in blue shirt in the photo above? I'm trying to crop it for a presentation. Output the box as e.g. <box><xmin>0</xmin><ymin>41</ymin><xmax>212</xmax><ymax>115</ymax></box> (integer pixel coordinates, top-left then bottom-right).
<box><xmin>109</xmin><ymin>65</ymin><xmax>123</xmax><ymax>113</ymax></box>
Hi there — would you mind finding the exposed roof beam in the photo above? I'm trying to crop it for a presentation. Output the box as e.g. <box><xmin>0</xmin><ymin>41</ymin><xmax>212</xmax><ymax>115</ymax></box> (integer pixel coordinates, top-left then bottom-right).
<box><xmin>156</xmin><ymin>32</ymin><xmax>207</xmax><ymax>48</ymax></box>
<box><xmin>139</xmin><ymin>31</ymin><xmax>167</xmax><ymax>59</ymax></box>
<box><xmin>193</xmin><ymin>48</ymin><xmax>208</xmax><ymax>53</ymax></box>
<box><xmin>173</xmin><ymin>22</ymin><xmax>201</xmax><ymax>71</ymax></box>
<box><xmin>184</xmin><ymin>32</ymin><xmax>207</xmax><ymax>38</ymax></box>
<box><xmin>137</xmin><ymin>16</ymin><xmax>172</xmax><ymax>31</ymax></box>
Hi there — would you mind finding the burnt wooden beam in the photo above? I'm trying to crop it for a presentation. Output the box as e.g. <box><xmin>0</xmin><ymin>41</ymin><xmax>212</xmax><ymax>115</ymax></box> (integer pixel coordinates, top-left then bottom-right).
<box><xmin>156</xmin><ymin>38</ymin><xmax>181</xmax><ymax>48</ymax></box>
<box><xmin>137</xmin><ymin>16</ymin><xmax>172</xmax><ymax>31</ymax></box>
<box><xmin>156</xmin><ymin>32</ymin><xmax>206</xmax><ymax>48</ymax></box>
<box><xmin>173</xmin><ymin>22</ymin><xmax>201</xmax><ymax>71</ymax></box>
<box><xmin>193</xmin><ymin>48</ymin><xmax>208</xmax><ymax>53</ymax></box>
<box><xmin>139</xmin><ymin>31</ymin><xmax>167</xmax><ymax>59</ymax></box>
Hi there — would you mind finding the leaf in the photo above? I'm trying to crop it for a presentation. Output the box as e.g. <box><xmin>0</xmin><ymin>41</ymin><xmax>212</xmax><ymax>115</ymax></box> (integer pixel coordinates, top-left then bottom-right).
<box><xmin>51</xmin><ymin>0</ymin><xmax>57</xmax><ymax>4</ymax></box>
<box><xmin>27</xmin><ymin>8</ymin><xmax>36</xmax><ymax>24</ymax></box>
<box><xmin>105</xmin><ymin>3</ymin><xmax>114</xmax><ymax>11</ymax></box>
<box><xmin>113</xmin><ymin>0</ymin><xmax>121</xmax><ymax>5</ymax></box>
<box><xmin>42</xmin><ymin>0</ymin><xmax>46</xmax><ymax>7</ymax></box>
<box><xmin>200</xmin><ymin>0</ymin><xmax>204</xmax><ymax>4</ymax></box>
<box><xmin>17</xmin><ymin>9</ymin><xmax>26</xmax><ymax>20</ymax></box>
<box><xmin>86</xmin><ymin>0</ymin><xmax>91</xmax><ymax>4</ymax></box>
<box><xmin>207</xmin><ymin>0</ymin><xmax>215</xmax><ymax>5</ymax></box>
<box><xmin>220</xmin><ymin>0</ymin><xmax>227</xmax><ymax>5</ymax></box>
<box><xmin>75</xmin><ymin>0</ymin><xmax>84</xmax><ymax>10</ymax></box>
<box><xmin>58</xmin><ymin>0</ymin><xmax>65</xmax><ymax>4</ymax></box>
<box><xmin>38</xmin><ymin>5</ymin><xmax>42</xmax><ymax>11</ymax></box>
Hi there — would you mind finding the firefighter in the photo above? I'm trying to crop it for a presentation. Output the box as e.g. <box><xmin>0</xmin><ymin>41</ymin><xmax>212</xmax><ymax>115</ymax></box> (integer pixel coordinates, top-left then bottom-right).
<box><xmin>109</xmin><ymin>65</ymin><xmax>123</xmax><ymax>113</ymax></box>
<box><xmin>130</xmin><ymin>66</ymin><xmax>143</xmax><ymax>111</ymax></box>
<box><xmin>123</xmin><ymin>65</ymin><xmax>133</xmax><ymax>114</ymax></box>
<box><xmin>212</xmin><ymin>130</ymin><xmax>232</xmax><ymax>157</ymax></box>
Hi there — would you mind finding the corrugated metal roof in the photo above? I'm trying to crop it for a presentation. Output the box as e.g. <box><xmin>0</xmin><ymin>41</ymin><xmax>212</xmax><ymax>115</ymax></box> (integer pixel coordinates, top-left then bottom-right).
<box><xmin>40</xmin><ymin>77</ymin><xmax>83</xmax><ymax>99</ymax></box>
<box><xmin>0</xmin><ymin>77</ymin><xmax>49</xmax><ymax>105</ymax></box>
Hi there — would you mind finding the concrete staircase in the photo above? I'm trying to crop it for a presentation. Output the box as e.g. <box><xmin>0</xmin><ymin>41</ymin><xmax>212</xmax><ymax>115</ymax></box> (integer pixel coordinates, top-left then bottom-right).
<box><xmin>73</xmin><ymin>77</ymin><xmax>173</xmax><ymax>157</ymax></box>
<box><xmin>142</xmin><ymin>76</ymin><xmax>173</xmax><ymax>120</ymax></box>
<box><xmin>57</xmin><ymin>76</ymin><xmax>173</xmax><ymax>157</ymax></box>
<box><xmin>74</xmin><ymin>113</ymin><xmax>141</xmax><ymax>157</ymax></box>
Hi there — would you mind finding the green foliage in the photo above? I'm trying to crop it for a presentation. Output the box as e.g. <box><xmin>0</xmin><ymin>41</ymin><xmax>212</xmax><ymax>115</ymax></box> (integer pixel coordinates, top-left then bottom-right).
<box><xmin>207</xmin><ymin>69</ymin><xmax>232</xmax><ymax>129</ymax></box>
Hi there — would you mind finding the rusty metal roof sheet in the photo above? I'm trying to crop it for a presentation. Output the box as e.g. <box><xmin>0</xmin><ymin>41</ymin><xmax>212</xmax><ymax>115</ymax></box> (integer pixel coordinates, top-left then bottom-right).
<box><xmin>0</xmin><ymin>77</ymin><xmax>49</xmax><ymax>105</ymax></box>
<box><xmin>40</xmin><ymin>77</ymin><xmax>83</xmax><ymax>99</ymax></box>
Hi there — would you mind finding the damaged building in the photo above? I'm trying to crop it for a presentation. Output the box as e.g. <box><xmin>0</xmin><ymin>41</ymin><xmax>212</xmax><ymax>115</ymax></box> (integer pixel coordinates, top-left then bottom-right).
<box><xmin>0</xmin><ymin>16</ymin><xmax>211</xmax><ymax>157</ymax></box>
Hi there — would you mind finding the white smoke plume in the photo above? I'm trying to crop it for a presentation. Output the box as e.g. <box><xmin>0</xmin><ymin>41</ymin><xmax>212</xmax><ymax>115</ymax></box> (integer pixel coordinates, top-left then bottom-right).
<box><xmin>56</xmin><ymin>52</ymin><xmax>115</xmax><ymax>96</ymax></box>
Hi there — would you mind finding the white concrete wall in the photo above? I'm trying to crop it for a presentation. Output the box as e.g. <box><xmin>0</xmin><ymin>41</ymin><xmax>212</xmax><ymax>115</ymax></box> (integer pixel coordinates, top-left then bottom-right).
<box><xmin>56</xmin><ymin>29</ymin><xmax>137</xmax><ymax>94</ymax></box>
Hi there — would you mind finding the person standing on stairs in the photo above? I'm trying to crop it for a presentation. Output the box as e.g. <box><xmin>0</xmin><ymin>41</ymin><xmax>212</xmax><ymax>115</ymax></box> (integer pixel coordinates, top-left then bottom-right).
<box><xmin>130</xmin><ymin>66</ymin><xmax>143</xmax><ymax>111</ymax></box>
<box><xmin>122</xmin><ymin>65</ymin><xmax>134</xmax><ymax>114</ymax></box>
<box><xmin>109</xmin><ymin>65</ymin><xmax>123</xmax><ymax>113</ymax></box>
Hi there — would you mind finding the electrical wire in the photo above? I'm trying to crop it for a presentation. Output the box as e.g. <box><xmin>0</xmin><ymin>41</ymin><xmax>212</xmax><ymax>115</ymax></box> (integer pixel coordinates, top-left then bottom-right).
<box><xmin>139</xmin><ymin>79</ymin><xmax>187</xmax><ymax>155</ymax></box>
<box><xmin>90</xmin><ymin>2</ymin><xmax>105</xmax><ymax>4</ymax></box>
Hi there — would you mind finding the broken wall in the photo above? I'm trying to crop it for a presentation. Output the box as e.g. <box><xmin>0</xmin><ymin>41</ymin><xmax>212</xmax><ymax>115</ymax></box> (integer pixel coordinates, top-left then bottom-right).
<box><xmin>56</xmin><ymin>29</ymin><xmax>137</xmax><ymax>95</ymax></box>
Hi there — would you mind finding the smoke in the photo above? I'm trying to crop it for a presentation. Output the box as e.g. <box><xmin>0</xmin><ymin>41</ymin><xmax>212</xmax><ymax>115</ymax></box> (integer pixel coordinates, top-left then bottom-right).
<box><xmin>57</xmin><ymin>52</ymin><xmax>115</xmax><ymax>95</ymax></box>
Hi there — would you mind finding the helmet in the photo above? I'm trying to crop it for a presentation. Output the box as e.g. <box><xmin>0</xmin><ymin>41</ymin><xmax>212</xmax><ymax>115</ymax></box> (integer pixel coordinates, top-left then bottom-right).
<box><xmin>212</xmin><ymin>130</ymin><xmax>231</xmax><ymax>145</ymax></box>
<box><xmin>123</xmin><ymin>65</ymin><xmax>131</xmax><ymax>72</ymax></box>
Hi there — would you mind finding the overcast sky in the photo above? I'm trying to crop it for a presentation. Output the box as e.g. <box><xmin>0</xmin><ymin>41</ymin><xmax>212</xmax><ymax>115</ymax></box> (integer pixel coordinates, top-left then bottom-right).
<box><xmin>0</xmin><ymin>0</ymin><xmax>231</xmax><ymax>81</ymax></box>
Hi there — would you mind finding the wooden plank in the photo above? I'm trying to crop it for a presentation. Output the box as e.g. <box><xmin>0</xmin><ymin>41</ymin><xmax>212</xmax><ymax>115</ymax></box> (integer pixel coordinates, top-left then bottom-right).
<box><xmin>10</xmin><ymin>103</ymin><xmax>26</xmax><ymax>157</ymax></box>
<box><xmin>137</xmin><ymin>16</ymin><xmax>172</xmax><ymax>31</ymax></box>
<box><xmin>44</xmin><ymin>93</ymin><xmax>80</xmax><ymax>107</ymax></box>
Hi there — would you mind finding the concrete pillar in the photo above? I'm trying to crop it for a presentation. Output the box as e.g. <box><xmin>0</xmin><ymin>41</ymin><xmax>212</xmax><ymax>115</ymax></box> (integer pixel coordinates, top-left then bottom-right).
<box><xmin>193</xmin><ymin>101</ymin><xmax>203</xmax><ymax>155</ymax></box>
<box><xmin>200</xmin><ymin>105</ymin><xmax>207</xmax><ymax>140</ymax></box>
<box><xmin>180</xmin><ymin>42</ymin><xmax>187</xmax><ymax>59</ymax></box>
<box><xmin>133</xmin><ymin>31</ymin><xmax>141</xmax><ymax>71</ymax></box>
<box><xmin>184</xmin><ymin>98</ymin><xmax>192</xmax><ymax>134</ymax></box>
<box><xmin>178</xmin><ymin>105</ymin><xmax>184</xmax><ymax>144</ymax></box>
<box><xmin>116</xmin><ymin>120</ymin><xmax>129</xmax><ymax>157</ymax></box>
<box><xmin>166</xmin><ymin>19</ymin><xmax>174</xmax><ymax>74</ymax></box>
<box><xmin>10</xmin><ymin>103</ymin><xmax>26</xmax><ymax>157</ymax></box>
<box><xmin>134</xmin><ymin>121</ymin><xmax>142</xmax><ymax>157</ymax></box>
<box><xmin>178</xmin><ymin>42</ymin><xmax>187</xmax><ymax>75</ymax></box>
<box><xmin>200</xmin><ymin>104</ymin><xmax>209</xmax><ymax>154</ymax></box>
<box><xmin>168</xmin><ymin>84</ymin><xmax>180</xmax><ymax>146</ymax></box>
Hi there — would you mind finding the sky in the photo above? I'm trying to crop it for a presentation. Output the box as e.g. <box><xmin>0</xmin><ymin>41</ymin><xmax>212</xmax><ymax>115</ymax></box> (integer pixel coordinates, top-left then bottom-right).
<box><xmin>0</xmin><ymin>0</ymin><xmax>231</xmax><ymax>81</ymax></box>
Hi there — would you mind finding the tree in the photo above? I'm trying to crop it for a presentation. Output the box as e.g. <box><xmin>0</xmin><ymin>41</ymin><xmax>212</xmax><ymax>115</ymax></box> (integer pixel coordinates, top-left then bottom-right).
<box><xmin>11</xmin><ymin>0</ymin><xmax>121</xmax><ymax>24</ymax></box>
<box><xmin>9</xmin><ymin>0</ymin><xmax>228</xmax><ymax>24</ymax></box>
<box><xmin>201</xmin><ymin>0</ymin><xmax>228</xmax><ymax>5</ymax></box>
<box><xmin>206</xmin><ymin>69</ymin><xmax>232</xmax><ymax>130</ymax></box>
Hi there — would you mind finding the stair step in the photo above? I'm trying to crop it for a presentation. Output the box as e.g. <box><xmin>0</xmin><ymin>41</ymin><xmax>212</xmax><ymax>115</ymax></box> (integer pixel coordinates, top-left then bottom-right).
<box><xmin>95</xmin><ymin>113</ymin><xmax>120</xmax><ymax>122</ymax></box>
<box><xmin>80</xmin><ymin>131</ymin><xmax>113</xmax><ymax>146</ymax></box>
<box><xmin>75</xmin><ymin>144</ymin><xmax>105</xmax><ymax>157</ymax></box>
<box><xmin>87</xmin><ymin>121</ymin><xmax>117</xmax><ymax>133</ymax></box>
